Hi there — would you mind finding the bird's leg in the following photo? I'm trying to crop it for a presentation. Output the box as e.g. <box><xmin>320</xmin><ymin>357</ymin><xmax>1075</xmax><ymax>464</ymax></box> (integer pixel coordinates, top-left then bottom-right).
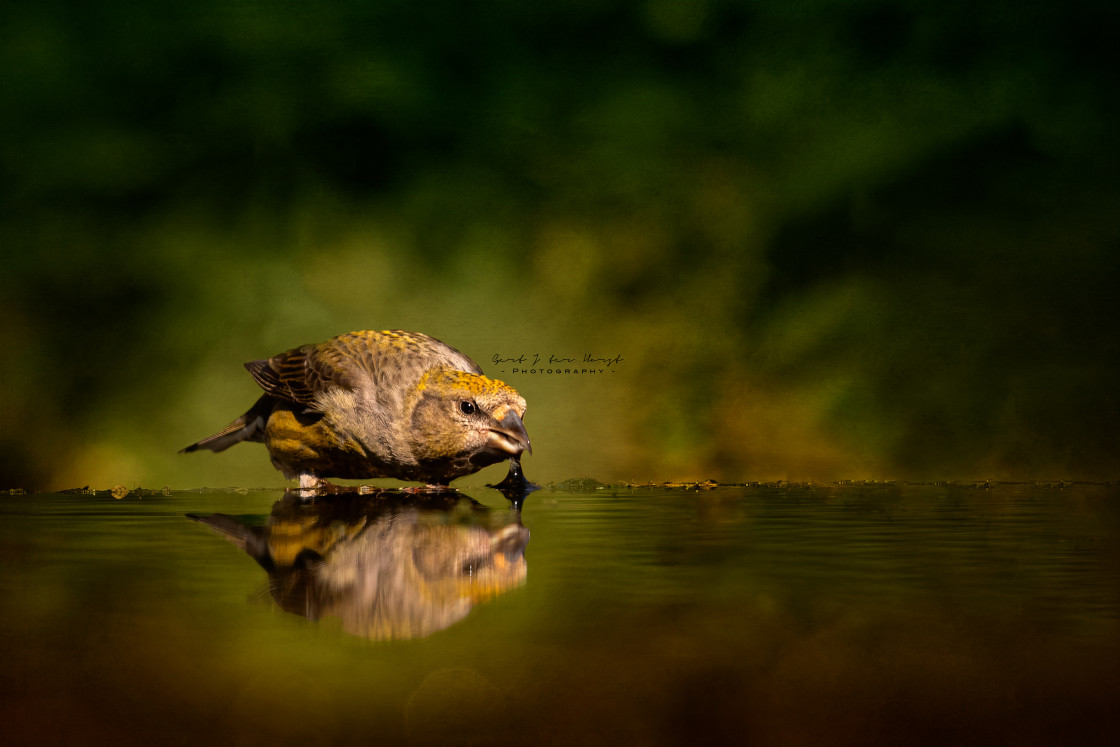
<box><xmin>293</xmin><ymin>472</ymin><xmax>328</xmax><ymax>499</ymax></box>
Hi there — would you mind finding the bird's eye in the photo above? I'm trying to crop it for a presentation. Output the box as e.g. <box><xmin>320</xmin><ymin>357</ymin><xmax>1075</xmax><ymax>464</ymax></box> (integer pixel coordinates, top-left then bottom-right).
<box><xmin>459</xmin><ymin>401</ymin><xmax>476</xmax><ymax>415</ymax></box>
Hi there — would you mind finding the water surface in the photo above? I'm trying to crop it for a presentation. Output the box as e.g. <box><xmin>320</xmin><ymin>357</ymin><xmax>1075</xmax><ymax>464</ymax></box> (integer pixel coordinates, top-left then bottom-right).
<box><xmin>1</xmin><ymin>483</ymin><xmax>1117</xmax><ymax>746</ymax></box>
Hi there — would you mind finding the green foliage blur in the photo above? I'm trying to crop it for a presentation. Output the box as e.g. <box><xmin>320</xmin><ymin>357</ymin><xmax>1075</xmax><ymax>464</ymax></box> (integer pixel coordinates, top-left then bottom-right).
<box><xmin>2</xmin><ymin>0</ymin><xmax>1118</xmax><ymax>489</ymax></box>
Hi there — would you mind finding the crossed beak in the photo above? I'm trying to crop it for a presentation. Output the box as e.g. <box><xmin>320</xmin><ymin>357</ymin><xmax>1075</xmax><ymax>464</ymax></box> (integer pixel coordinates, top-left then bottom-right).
<box><xmin>487</xmin><ymin>409</ymin><xmax>532</xmax><ymax>457</ymax></box>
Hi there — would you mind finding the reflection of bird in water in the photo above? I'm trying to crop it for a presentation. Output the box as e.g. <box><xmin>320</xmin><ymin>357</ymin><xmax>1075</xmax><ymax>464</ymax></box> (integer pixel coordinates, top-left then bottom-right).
<box><xmin>188</xmin><ymin>492</ymin><xmax>529</xmax><ymax>640</ymax></box>
<box><xmin>182</xmin><ymin>330</ymin><xmax>531</xmax><ymax>489</ymax></box>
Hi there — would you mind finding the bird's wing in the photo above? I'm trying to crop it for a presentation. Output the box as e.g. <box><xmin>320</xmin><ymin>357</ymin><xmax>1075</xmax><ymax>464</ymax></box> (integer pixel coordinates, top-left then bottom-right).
<box><xmin>245</xmin><ymin>343</ymin><xmax>354</xmax><ymax>408</ymax></box>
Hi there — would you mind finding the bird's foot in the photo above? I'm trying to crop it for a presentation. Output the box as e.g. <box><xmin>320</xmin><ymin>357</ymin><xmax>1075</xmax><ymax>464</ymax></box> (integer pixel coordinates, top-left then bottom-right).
<box><xmin>292</xmin><ymin>475</ymin><xmax>350</xmax><ymax>499</ymax></box>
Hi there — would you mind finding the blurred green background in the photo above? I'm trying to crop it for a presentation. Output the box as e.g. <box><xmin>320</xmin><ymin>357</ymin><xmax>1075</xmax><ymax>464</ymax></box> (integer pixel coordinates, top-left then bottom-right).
<box><xmin>2</xmin><ymin>0</ymin><xmax>1117</xmax><ymax>490</ymax></box>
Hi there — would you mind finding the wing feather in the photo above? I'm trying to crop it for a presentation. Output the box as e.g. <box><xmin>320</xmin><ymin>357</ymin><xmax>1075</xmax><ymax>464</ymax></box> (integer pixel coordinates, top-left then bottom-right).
<box><xmin>242</xmin><ymin>330</ymin><xmax>483</xmax><ymax>410</ymax></box>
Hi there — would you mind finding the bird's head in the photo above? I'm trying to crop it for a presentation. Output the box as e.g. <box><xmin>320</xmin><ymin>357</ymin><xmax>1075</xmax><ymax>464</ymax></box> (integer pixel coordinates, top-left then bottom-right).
<box><xmin>407</xmin><ymin>369</ymin><xmax>530</xmax><ymax>468</ymax></box>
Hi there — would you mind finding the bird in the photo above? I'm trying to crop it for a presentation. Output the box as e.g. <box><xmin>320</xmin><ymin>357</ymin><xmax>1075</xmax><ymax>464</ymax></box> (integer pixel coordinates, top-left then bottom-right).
<box><xmin>181</xmin><ymin>330</ymin><xmax>530</xmax><ymax>489</ymax></box>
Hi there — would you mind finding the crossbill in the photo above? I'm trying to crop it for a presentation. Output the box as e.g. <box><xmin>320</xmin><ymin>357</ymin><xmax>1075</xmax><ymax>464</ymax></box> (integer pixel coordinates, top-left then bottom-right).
<box><xmin>182</xmin><ymin>330</ymin><xmax>530</xmax><ymax>488</ymax></box>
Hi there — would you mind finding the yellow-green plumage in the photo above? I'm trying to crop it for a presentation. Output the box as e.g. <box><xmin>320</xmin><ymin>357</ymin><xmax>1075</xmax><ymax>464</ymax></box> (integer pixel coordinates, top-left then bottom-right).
<box><xmin>182</xmin><ymin>330</ymin><xmax>530</xmax><ymax>487</ymax></box>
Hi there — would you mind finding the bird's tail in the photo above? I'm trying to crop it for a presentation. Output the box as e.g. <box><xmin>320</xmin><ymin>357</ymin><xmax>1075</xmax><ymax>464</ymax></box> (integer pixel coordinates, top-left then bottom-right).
<box><xmin>186</xmin><ymin>513</ymin><xmax>274</xmax><ymax>570</ymax></box>
<box><xmin>180</xmin><ymin>395</ymin><xmax>272</xmax><ymax>454</ymax></box>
